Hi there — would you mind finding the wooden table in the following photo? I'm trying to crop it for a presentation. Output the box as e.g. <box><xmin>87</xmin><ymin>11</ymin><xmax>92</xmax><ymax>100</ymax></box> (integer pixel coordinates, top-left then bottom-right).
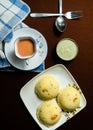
<box><xmin>1</xmin><ymin>0</ymin><xmax>93</xmax><ymax>129</ymax></box>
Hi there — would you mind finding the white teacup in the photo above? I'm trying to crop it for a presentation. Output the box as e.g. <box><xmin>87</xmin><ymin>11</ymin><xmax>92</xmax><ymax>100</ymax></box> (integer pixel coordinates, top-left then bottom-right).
<box><xmin>15</xmin><ymin>37</ymin><xmax>36</xmax><ymax>59</ymax></box>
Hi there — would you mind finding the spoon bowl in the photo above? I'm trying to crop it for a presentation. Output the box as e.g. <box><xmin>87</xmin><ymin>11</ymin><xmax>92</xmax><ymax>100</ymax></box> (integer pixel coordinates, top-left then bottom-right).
<box><xmin>55</xmin><ymin>0</ymin><xmax>66</xmax><ymax>32</ymax></box>
<box><xmin>55</xmin><ymin>16</ymin><xmax>67</xmax><ymax>32</ymax></box>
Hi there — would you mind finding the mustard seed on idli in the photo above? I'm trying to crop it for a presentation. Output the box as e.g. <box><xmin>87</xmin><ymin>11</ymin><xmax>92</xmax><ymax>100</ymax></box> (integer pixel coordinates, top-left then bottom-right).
<box><xmin>35</xmin><ymin>75</ymin><xmax>60</xmax><ymax>100</ymax></box>
<box><xmin>57</xmin><ymin>84</ymin><xmax>81</xmax><ymax>111</ymax></box>
<box><xmin>36</xmin><ymin>100</ymin><xmax>62</xmax><ymax>126</ymax></box>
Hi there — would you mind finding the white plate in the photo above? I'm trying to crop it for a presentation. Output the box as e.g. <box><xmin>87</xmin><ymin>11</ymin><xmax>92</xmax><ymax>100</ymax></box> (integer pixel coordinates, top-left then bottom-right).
<box><xmin>20</xmin><ymin>64</ymin><xmax>87</xmax><ymax>130</ymax></box>
<box><xmin>4</xmin><ymin>27</ymin><xmax>48</xmax><ymax>71</ymax></box>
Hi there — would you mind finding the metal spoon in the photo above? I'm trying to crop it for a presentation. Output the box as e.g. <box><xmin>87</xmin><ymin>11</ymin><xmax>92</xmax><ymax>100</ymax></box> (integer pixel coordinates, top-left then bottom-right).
<box><xmin>55</xmin><ymin>16</ymin><xmax>66</xmax><ymax>32</ymax></box>
<box><xmin>55</xmin><ymin>0</ymin><xmax>66</xmax><ymax>32</ymax></box>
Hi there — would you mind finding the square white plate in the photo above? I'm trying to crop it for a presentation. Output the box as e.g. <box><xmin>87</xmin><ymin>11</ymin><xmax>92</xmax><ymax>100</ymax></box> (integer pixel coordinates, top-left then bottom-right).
<box><xmin>20</xmin><ymin>64</ymin><xmax>87</xmax><ymax>130</ymax></box>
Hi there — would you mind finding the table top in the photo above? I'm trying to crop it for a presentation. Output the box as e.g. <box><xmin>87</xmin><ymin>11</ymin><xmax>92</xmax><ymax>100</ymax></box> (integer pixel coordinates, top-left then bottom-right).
<box><xmin>1</xmin><ymin>0</ymin><xmax>93</xmax><ymax>130</ymax></box>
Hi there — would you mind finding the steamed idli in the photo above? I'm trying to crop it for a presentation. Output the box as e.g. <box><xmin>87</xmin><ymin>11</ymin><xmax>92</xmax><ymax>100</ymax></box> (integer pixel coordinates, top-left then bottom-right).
<box><xmin>35</xmin><ymin>75</ymin><xmax>60</xmax><ymax>100</ymax></box>
<box><xmin>57</xmin><ymin>84</ymin><xmax>81</xmax><ymax>111</ymax></box>
<box><xmin>36</xmin><ymin>100</ymin><xmax>62</xmax><ymax>126</ymax></box>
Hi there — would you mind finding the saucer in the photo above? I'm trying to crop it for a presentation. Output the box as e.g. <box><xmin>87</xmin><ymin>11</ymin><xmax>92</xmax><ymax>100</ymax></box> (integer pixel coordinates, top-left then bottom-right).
<box><xmin>4</xmin><ymin>27</ymin><xmax>48</xmax><ymax>71</ymax></box>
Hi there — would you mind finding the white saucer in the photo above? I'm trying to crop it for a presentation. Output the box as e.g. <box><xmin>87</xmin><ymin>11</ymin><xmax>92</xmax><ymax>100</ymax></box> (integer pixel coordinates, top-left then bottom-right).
<box><xmin>4</xmin><ymin>27</ymin><xmax>48</xmax><ymax>71</ymax></box>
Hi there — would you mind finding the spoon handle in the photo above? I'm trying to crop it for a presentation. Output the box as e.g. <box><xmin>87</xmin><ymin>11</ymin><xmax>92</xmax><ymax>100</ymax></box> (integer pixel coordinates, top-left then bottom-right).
<box><xmin>30</xmin><ymin>13</ymin><xmax>63</xmax><ymax>17</ymax></box>
<box><xmin>59</xmin><ymin>0</ymin><xmax>62</xmax><ymax>14</ymax></box>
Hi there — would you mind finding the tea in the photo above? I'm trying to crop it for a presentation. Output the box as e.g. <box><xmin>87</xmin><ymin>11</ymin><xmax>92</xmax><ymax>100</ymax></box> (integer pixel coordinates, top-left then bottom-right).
<box><xmin>16</xmin><ymin>38</ymin><xmax>35</xmax><ymax>58</ymax></box>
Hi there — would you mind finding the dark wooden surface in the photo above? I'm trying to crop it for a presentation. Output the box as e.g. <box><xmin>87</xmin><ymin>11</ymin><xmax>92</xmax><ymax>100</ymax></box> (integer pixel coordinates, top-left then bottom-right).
<box><xmin>1</xmin><ymin>0</ymin><xmax>93</xmax><ymax>129</ymax></box>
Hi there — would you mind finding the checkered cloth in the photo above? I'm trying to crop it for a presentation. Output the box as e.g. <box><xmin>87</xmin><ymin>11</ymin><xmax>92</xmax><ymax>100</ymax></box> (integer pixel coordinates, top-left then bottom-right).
<box><xmin>0</xmin><ymin>0</ymin><xmax>45</xmax><ymax>72</ymax></box>
<box><xmin>0</xmin><ymin>0</ymin><xmax>30</xmax><ymax>42</ymax></box>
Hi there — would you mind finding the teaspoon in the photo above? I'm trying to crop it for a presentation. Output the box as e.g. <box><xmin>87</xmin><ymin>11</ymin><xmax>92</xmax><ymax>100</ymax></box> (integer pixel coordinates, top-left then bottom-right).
<box><xmin>55</xmin><ymin>0</ymin><xmax>66</xmax><ymax>32</ymax></box>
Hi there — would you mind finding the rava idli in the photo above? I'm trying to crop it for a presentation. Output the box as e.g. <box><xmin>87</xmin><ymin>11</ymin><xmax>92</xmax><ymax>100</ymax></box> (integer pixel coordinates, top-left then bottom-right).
<box><xmin>35</xmin><ymin>75</ymin><xmax>60</xmax><ymax>100</ymax></box>
<box><xmin>36</xmin><ymin>99</ymin><xmax>62</xmax><ymax>126</ymax></box>
<box><xmin>57</xmin><ymin>84</ymin><xmax>81</xmax><ymax>112</ymax></box>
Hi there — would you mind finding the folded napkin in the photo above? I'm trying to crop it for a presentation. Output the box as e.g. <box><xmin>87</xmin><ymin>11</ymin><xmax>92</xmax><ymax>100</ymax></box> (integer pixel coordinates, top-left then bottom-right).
<box><xmin>0</xmin><ymin>0</ymin><xmax>30</xmax><ymax>42</ymax></box>
<box><xmin>0</xmin><ymin>23</ymin><xmax>45</xmax><ymax>72</ymax></box>
<box><xmin>0</xmin><ymin>0</ymin><xmax>45</xmax><ymax>72</ymax></box>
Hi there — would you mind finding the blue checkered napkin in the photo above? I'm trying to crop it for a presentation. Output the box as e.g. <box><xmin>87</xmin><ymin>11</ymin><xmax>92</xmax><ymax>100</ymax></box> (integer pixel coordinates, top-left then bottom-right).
<box><xmin>0</xmin><ymin>0</ymin><xmax>30</xmax><ymax>42</ymax></box>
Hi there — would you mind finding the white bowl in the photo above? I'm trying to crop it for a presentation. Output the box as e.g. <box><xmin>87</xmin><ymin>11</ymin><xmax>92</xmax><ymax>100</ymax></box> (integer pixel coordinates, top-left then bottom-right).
<box><xmin>56</xmin><ymin>38</ymin><xmax>78</xmax><ymax>61</ymax></box>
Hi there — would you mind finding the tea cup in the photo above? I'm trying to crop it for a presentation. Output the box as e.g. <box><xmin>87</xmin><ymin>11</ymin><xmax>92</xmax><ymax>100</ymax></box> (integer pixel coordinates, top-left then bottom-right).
<box><xmin>15</xmin><ymin>37</ymin><xmax>36</xmax><ymax>60</ymax></box>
